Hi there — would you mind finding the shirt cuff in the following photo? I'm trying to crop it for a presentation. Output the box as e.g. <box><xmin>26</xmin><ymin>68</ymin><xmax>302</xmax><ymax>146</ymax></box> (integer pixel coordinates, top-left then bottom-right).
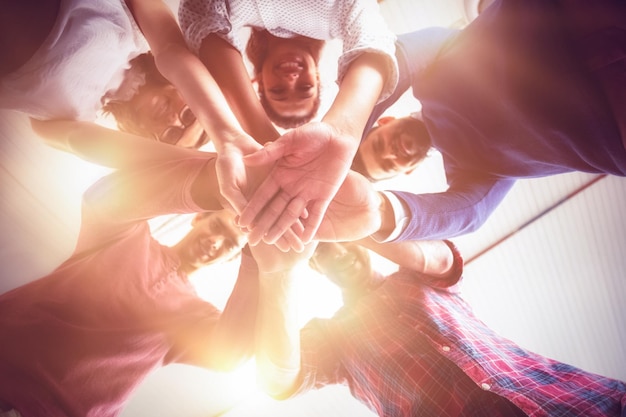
<box><xmin>371</xmin><ymin>191</ymin><xmax>409</xmax><ymax>242</ymax></box>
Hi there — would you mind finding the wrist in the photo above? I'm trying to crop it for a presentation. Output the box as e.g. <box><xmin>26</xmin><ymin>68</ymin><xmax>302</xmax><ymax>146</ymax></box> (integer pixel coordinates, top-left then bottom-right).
<box><xmin>212</xmin><ymin>132</ymin><xmax>247</xmax><ymax>153</ymax></box>
<box><xmin>373</xmin><ymin>191</ymin><xmax>395</xmax><ymax>239</ymax></box>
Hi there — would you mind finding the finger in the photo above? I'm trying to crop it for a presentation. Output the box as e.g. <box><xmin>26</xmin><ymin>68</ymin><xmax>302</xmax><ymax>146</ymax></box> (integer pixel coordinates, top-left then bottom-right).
<box><xmin>238</xmin><ymin>176</ymin><xmax>281</xmax><ymax>229</ymax></box>
<box><xmin>246</xmin><ymin>190</ymin><xmax>293</xmax><ymax>245</ymax></box>
<box><xmin>263</xmin><ymin>195</ymin><xmax>309</xmax><ymax>245</ymax></box>
<box><xmin>243</xmin><ymin>140</ymin><xmax>288</xmax><ymax>166</ymax></box>
<box><xmin>299</xmin><ymin>199</ymin><xmax>331</xmax><ymax>244</ymax></box>
<box><xmin>273</xmin><ymin>236</ymin><xmax>291</xmax><ymax>252</ymax></box>
<box><xmin>273</xmin><ymin>220</ymin><xmax>305</xmax><ymax>252</ymax></box>
<box><xmin>274</xmin><ymin>227</ymin><xmax>304</xmax><ymax>253</ymax></box>
<box><xmin>219</xmin><ymin>185</ymin><xmax>249</xmax><ymax>215</ymax></box>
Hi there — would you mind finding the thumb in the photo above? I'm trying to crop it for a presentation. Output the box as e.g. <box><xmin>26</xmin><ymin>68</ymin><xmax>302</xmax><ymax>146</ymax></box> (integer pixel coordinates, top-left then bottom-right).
<box><xmin>219</xmin><ymin>184</ymin><xmax>248</xmax><ymax>215</ymax></box>
<box><xmin>243</xmin><ymin>140</ymin><xmax>287</xmax><ymax>166</ymax></box>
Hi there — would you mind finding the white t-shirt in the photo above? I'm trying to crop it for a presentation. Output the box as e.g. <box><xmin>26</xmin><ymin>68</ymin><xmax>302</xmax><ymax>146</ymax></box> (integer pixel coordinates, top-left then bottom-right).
<box><xmin>178</xmin><ymin>0</ymin><xmax>398</xmax><ymax>101</ymax></box>
<box><xmin>0</xmin><ymin>0</ymin><xmax>148</xmax><ymax>121</ymax></box>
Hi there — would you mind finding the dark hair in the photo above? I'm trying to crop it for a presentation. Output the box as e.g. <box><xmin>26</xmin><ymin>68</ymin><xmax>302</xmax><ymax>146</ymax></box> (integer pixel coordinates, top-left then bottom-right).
<box><xmin>101</xmin><ymin>52</ymin><xmax>170</xmax><ymax>136</ymax></box>
<box><xmin>246</xmin><ymin>29</ymin><xmax>324</xmax><ymax>128</ymax></box>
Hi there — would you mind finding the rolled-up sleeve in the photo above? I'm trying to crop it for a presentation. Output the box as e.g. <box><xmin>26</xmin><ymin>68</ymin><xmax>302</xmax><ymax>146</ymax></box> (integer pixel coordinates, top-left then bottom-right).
<box><xmin>336</xmin><ymin>0</ymin><xmax>398</xmax><ymax>102</ymax></box>
<box><xmin>178</xmin><ymin>0</ymin><xmax>238</xmax><ymax>53</ymax></box>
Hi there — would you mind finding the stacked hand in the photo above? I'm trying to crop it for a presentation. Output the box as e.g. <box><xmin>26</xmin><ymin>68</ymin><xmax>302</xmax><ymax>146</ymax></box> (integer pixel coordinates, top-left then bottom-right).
<box><xmin>214</xmin><ymin>132</ymin><xmax>305</xmax><ymax>252</ymax></box>
<box><xmin>215</xmin><ymin>134</ymin><xmax>264</xmax><ymax>215</ymax></box>
<box><xmin>238</xmin><ymin>122</ymin><xmax>359</xmax><ymax>249</ymax></box>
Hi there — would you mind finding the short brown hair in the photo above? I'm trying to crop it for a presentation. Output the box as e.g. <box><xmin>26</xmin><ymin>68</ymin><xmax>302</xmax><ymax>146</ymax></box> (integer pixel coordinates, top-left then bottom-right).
<box><xmin>101</xmin><ymin>52</ymin><xmax>170</xmax><ymax>136</ymax></box>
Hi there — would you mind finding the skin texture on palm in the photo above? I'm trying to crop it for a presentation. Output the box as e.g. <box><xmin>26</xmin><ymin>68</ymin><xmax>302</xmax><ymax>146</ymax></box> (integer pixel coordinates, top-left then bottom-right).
<box><xmin>239</xmin><ymin>122</ymin><xmax>357</xmax><ymax>246</ymax></box>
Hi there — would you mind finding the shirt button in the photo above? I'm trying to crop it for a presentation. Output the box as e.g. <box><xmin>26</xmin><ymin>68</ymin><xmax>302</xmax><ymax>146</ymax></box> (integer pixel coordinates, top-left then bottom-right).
<box><xmin>481</xmin><ymin>383</ymin><xmax>491</xmax><ymax>391</ymax></box>
<box><xmin>442</xmin><ymin>345</ymin><xmax>451</xmax><ymax>352</ymax></box>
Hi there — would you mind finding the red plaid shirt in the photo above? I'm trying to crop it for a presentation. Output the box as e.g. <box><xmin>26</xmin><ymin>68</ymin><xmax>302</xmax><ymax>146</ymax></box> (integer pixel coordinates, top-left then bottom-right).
<box><xmin>296</xmin><ymin>268</ymin><xmax>626</xmax><ymax>416</ymax></box>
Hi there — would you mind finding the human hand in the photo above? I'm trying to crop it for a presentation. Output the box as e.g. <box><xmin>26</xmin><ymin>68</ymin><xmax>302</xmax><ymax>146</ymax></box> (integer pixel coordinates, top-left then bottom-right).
<box><xmin>239</xmin><ymin>122</ymin><xmax>358</xmax><ymax>248</ymax></box>
<box><xmin>215</xmin><ymin>135</ymin><xmax>264</xmax><ymax>215</ymax></box>
<box><xmin>250</xmin><ymin>240</ymin><xmax>318</xmax><ymax>275</ymax></box>
<box><xmin>314</xmin><ymin>170</ymin><xmax>383</xmax><ymax>242</ymax></box>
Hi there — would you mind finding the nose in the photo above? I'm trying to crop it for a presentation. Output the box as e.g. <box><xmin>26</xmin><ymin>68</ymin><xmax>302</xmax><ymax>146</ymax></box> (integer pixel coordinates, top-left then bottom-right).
<box><xmin>281</xmin><ymin>72</ymin><xmax>299</xmax><ymax>83</ymax></box>
<box><xmin>203</xmin><ymin>235</ymin><xmax>224</xmax><ymax>257</ymax></box>
<box><xmin>381</xmin><ymin>142</ymin><xmax>398</xmax><ymax>161</ymax></box>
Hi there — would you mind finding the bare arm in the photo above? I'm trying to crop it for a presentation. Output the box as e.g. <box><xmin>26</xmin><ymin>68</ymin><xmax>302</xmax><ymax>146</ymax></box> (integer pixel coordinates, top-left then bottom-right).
<box><xmin>31</xmin><ymin>118</ymin><xmax>206</xmax><ymax>169</ymax></box>
<box><xmin>124</xmin><ymin>0</ymin><xmax>264</xmax><ymax>213</ymax></box>
<box><xmin>249</xmin><ymin>242</ymin><xmax>316</xmax><ymax>398</ymax></box>
<box><xmin>124</xmin><ymin>0</ymin><xmax>245</xmax><ymax>143</ymax></box>
<box><xmin>323</xmin><ymin>52</ymin><xmax>388</xmax><ymax>150</ymax></box>
<box><xmin>356</xmin><ymin>238</ymin><xmax>455</xmax><ymax>277</ymax></box>
<box><xmin>199</xmin><ymin>34</ymin><xmax>280</xmax><ymax>145</ymax></box>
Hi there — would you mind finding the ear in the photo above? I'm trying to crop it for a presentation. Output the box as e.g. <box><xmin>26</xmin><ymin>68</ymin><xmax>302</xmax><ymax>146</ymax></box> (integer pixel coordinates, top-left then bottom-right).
<box><xmin>377</xmin><ymin>116</ymin><xmax>396</xmax><ymax>126</ymax></box>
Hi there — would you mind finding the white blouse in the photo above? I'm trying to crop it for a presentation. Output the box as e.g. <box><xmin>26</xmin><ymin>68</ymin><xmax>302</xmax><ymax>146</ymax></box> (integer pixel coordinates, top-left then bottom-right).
<box><xmin>178</xmin><ymin>0</ymin><xmax>398</xmax><ymax>101</ymax></box>
<box><xmin>0</xmin><ymin>0</ymin><xmax>148</xmax><ymax>121</ymax></box>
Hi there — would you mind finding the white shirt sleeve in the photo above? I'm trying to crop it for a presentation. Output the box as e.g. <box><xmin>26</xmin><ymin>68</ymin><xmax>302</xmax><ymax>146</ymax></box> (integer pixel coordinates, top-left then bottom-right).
<box><xmin>335</xmin><ymin>0</ymin><xmax>398</xmax><ymax>102</ymax></box>
<box><xmin>370</xmin><ymin>191</ymin><xmax>410</xmax><ymax>242</ymax></box>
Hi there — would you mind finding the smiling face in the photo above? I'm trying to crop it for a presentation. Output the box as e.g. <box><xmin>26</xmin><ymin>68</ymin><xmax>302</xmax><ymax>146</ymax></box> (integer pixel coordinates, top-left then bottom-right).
<box><xmin>309</xmin><ymin>242</ymin><xmax>372</xmax><ymax>290</ymax></box>
<box><xmin>247</xmin><ymin>30</ymin><xmax>324</xmax><ymax>128</ymax></box>
<box><xmin>122</xmin><ymin>84</ymin><xmax>208</xmax><ymax>148</ymax></box>
<box><xmin>358</xmin><ymin>116</ymin><xmax>432</xmax><ymax>181</ymax></box>
<box><xmin>259</xmin><ymin>42</ymin><xmax>319</xmax><ymax>118</ymax></box>
<box><xmin>174</xmin><ymin>210</ymin><xmax>247</xmax><ymax>273</ymax></box>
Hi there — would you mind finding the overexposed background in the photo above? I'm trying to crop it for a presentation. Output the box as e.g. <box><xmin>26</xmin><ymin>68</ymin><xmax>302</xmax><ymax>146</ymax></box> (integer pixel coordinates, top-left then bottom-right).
<box><xmin>0</xmin><ymin>1</ymin><xmax>624</xmax><ymax>416</ymax></box>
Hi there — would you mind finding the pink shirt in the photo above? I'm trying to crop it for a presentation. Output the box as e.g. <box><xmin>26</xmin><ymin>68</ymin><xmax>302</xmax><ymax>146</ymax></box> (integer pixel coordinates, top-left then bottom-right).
<box><xmin>0</xmin><ymin>156</ymin><xmax>256</xmax><ymax>417</ymax></box>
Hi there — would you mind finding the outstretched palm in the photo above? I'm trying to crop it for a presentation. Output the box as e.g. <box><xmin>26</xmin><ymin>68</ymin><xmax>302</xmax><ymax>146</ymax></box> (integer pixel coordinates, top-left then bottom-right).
<box><xmin>240</xmin><ymin>122</ymin><xmax>358</xmax><ymax>247</ymax></box>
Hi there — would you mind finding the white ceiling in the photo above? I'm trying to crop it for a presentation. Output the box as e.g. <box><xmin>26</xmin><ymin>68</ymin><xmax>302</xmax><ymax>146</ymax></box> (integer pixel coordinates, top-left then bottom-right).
<box><xmin>1</xmin><ymin>1</ymin><xmax>624</xmax><ymax>416</ymax></box>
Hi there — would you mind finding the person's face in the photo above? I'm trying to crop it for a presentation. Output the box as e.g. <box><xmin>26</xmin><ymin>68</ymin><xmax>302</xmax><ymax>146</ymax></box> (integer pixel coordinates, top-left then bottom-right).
<box><xmin>176</xmin><ymin>210</ymin><xmax>247</xmax><ymax>271</ymax></box>
<box><xmin>259</xmin><ymin>37</ymin><xmax>320</xmax><ymax>119</ymax></box>
<box><xmin>358</xmin><ymin>117</ymin><xmax>426</xmax><ymax>181</ymax></box>
<box><xmin>126</xmin><ymin>84</ymin><xmax>208</xmax><ymax>148</ymax></box>
<box><xmin>309</xmin><ymin>242</ymin><xmax>372</xmax><ymax>289</ymax></box>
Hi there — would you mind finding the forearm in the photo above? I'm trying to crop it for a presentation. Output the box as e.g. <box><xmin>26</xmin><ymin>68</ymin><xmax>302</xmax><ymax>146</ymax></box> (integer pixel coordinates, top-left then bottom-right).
<box><xmin>205</xmin><ymin>253</ymin><xmax>260</xmax><ymax>371</ymax></box>
<box><xmin>255</xmin><ymin>269</ymin><xmax>301</xmax><ymax>398</ymax></box>
<box><xmin>199</xmin><ymin>35</ymin><xmax>280</xmax><ymax>145</ymax></box>
<box><xmin>83</xmin><ymin>153</ymin><xmax>223</xmax><ymax>226</ymax></box>
<box><xmin>357</xmin><ymin>238</ymin><xmax>453</xmax><ymax>276</ymax></box>
<box><xmin>323</xmin><ymin>53</ymin><xmax>387</xmax><ymax>145</ymax></box>
<box><xmin>154</xmin><ymin>44</ymin><xmax>249</xmax><ymax>148</ymax></box>
<box><xmin>126</xmin><ymin>0</ymin><xmax>251</xmax><ymax>151</ymax></box>
<box><xmin>31</xmin><ymin>118</ymin><xmax>205</xmax><ymax>169</ymax></box>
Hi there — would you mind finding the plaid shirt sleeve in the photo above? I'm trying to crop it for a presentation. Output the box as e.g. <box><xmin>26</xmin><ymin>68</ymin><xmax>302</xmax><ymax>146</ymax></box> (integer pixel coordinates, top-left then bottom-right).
<box><xmin>290</xmin><ymin>268</ymin><xmax>626</xmax><ymax>417</ymax></box>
